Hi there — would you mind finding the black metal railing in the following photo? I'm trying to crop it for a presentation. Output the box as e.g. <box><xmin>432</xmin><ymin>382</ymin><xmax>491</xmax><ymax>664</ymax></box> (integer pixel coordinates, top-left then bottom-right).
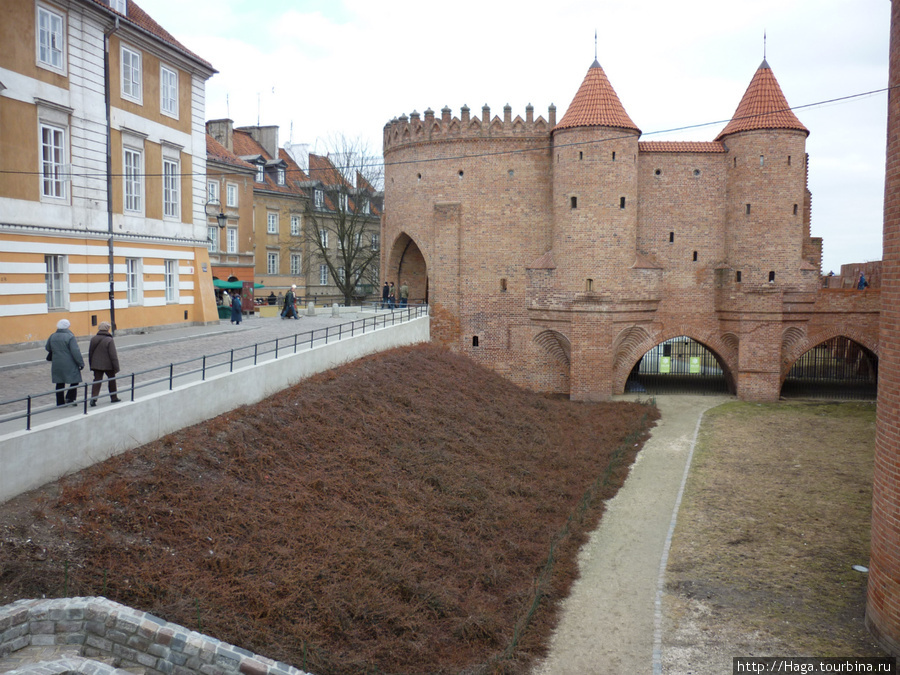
<box><xmin>781</xmin><ymin>337</ymin><xmax>878</xmax><ymax>401</ymax></box>
<box><xmin>0</xmin><ymin>306</ymin><xmax>428</xmax><ymax>431</ymax></box>
<box><xmin>625</xmin><ymin>337</ymin><xmax>730</xmax><ymax>396</ymax></box>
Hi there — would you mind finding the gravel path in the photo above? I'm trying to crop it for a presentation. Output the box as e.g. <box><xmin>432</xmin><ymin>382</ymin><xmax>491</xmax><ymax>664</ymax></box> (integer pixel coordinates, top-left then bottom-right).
<box><xmin>533</xmin><ymin>395</ymin><xmax>730</xmax><ymax>675</ymax></box>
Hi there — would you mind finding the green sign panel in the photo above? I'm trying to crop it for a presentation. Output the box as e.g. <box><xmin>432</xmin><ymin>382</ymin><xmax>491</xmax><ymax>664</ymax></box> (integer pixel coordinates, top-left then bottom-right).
<box><xmin>659</xmin><ymin>356</ymin><xmax>671</xmax><ymax>374</ymax></box>
<box><xmin>689</xmin><ymin>356</ymin><xmax>701</xmax><ymax>373</ymax></box>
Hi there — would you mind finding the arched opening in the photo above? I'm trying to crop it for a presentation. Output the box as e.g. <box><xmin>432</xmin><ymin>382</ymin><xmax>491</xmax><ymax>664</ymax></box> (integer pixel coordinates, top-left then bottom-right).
<box><xmin>625</xmin><ymin>336</ymin><xmax>730</xmax><ymax>395</ymax></box>
<box><xmin>781</xmin><ymin>336</ymin><xmax>878</xmax><ymax>400</ymax></box>
<box><xmin>388</xmin><ymin>234</ymin><xmax>428</xmax><ymax>304</ymax></box>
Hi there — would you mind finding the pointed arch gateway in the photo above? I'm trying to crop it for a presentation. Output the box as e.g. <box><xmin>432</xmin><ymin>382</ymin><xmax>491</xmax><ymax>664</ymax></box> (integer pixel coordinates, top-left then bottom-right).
<box><xmin>623</xmin><ymin>335</ymin><xmax>734</xmax><ymax>395</ymax></box>
<box><xmin>386</xmin><ymin>232</ymin><xmax>428</xmax><ymax>305</ymax></box>
<box><xmin>781</xmin><ymin>336</ymin><xmax>878</xmax><ymax>400</ymax></box>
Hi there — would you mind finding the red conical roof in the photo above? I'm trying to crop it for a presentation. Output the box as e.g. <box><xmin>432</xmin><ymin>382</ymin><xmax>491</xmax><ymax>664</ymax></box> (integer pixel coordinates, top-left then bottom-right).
<box><xmin>555</xmin><ymin>60</ymin><xmax>640</xmax><ymax>133</ymax></box>
<box><xmin>715</xmin><ymin>59</ymin><xmax>808</xmax><ymax>141</ymax></box>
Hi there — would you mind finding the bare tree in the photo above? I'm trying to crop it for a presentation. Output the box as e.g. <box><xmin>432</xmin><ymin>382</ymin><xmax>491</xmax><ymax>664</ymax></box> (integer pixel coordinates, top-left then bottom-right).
<box><xmin>301</xmin><ymin>135</ymin><xmax>383</xmax><ymax>306</ymax></box>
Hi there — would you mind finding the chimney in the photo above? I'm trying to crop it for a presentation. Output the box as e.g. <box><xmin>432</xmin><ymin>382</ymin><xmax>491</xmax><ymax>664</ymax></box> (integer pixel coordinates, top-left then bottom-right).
<box><xmin>206</xmin><ymin>119</ymin><xmax>234</xmax><ymax>152</ymax></box>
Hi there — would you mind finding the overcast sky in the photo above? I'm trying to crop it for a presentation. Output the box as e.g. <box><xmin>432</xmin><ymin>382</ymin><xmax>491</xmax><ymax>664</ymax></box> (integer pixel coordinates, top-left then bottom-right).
<box><xmin>141</xmin><ymin>0</ymin><xmax>890</xmax><ymax>274</ymax></box>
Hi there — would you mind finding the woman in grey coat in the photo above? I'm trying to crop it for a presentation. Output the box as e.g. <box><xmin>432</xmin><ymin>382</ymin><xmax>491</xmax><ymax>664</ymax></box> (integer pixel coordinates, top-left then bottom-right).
<box><xmin>45</xmin><ymin>319</ymin><xmax>84</xmax><ymax>406</ymax></box>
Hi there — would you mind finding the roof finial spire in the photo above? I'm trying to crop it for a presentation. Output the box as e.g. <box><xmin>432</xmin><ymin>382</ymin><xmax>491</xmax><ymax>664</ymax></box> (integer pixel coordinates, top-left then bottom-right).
<box><xmin>763</xmin><ymin>29</ymin><xmax>767</xmax><ymax>60</ymax></box>
<box><xmin>594</xmin><ymin>29</ymin><xmax>598</xmax><ymax>61</ymax></box>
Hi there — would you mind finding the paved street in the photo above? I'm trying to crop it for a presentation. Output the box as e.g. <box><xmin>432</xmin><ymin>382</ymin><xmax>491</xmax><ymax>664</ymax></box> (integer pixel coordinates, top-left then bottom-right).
<box><xmin>0</xmin><ymin>307</ymin><xmax>411</xmax><ymax>434</ymax></box>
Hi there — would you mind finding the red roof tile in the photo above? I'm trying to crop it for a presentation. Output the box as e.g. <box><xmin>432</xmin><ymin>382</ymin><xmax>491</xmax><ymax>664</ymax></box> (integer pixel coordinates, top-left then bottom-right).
<box><xmin>639</xmin><ymin>141</ymin><xmax>727</xmax><ymax>153</ymax></box>
<box><xmin>555</xmin><ymin>60</ymin><xmax>639</xmax><ymax>133</ymax></box>
<box><xmin>206</xmin><ymin>135</ymin><xmax>255</xmax><ymax>170</ymax></box>
<box><xmin>715</xmin><ymin>60</ymin><xmax>808</xmax><ymax>141</ymax></box>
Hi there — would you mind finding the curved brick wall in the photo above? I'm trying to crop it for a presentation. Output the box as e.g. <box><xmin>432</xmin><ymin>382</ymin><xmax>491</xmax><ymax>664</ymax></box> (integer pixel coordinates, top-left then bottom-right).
<box><xmin>869</xmin><ymin>0</ymin><xmax>900</xmax><ymax>655</ymax></box>
<box><xmin>0</xmin><ymin>598</ymin><xmax>312</xmax><ymax>675</ymax></box>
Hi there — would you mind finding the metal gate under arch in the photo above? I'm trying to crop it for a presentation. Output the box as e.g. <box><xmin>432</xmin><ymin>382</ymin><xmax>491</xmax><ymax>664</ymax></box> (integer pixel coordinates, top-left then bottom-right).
<box><xmin>625</xmin><ymin>336</ymin><xmax>729</xmax><ymax>395</ymax></box>
<box><xmin>780</xmin><ymin>336</ymin><xmax>878</xmax><ymax>401</ymax></box>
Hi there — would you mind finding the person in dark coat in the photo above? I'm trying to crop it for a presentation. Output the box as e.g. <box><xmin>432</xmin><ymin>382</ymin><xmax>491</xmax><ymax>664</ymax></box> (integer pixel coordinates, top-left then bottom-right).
<box><xmin>388</xmin><ymin>282</ymin><xmax>396</xmax><ymax>309</ymax></box>
<box><xmin>282</xmin><ymin>285</ymin><xmax>299</xmax><ymax>319</ymax></box>
<box><xmin>231</xmin><ymin>292</ymin><xmax>243</xmax><ymax>324</ymax></box>
<box><xmin>88</xmin><ymin>321</ymin><xmax>121</xmax><ymax>406</ymax></box>
<box><xmin>382</xmin><ymin>281</ymin><xmax>390</xmax><ymax>309</ymax></box>
<box><xmin>45</xmin><ymin>319</ymin><xmax>84</xmax><ymax>406</ymax></box>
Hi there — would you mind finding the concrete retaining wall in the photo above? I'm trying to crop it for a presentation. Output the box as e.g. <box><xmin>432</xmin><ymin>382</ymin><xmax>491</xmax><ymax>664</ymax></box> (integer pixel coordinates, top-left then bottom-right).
<box><xmin>0</xmin><ymin>597</ymin><xmax>312</xmax><ymax>675</ymax></box>
<box><xmin>0</xmin><ymin>318</ymin><xmax>429</xmax><ymax>504</ymax></box>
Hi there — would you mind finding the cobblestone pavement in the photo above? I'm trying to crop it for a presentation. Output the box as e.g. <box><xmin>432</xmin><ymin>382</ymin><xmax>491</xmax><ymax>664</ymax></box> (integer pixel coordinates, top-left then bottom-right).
<box><xmin>0</xmin><ymin>308</ymin><xmax>403</xmax><ymax>433</ymax></box>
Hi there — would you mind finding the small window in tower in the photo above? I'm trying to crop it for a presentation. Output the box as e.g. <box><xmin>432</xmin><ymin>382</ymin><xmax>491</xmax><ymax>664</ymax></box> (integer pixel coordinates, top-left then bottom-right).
<box><xmin>417</xmin><ymin>173</ymin><xmax>422</xmax><ymax>181</ymax></box>
<box><xmin>458</xmin><ymin>170</ymin><xmax>464</xmax><ymax>178</ymax></box>
<box><xmin>570</xmin><ymin>196</ymin><xmax>577</xmax><ymax>209</ymax></box>
<box><xmin>693</xmin><ymin>169</ymin><xmax>701</xmax><ymax>177</ymax></box>
<box><xmin>612</xmin><ymin>151</ymin><xmax>616</xmax><ymax>161</ymax></box>
<box><xmin>769</xmin><ymin>271</ymin><xmax>776</xmax><ymax>283</ymax></box>
<box><xmin>734</xmin><ymin>157</ymin><xmax>737</xmax><ymax>168</ymax></box>
<box><xmin>579</xmin><ymin>151</ymin><xmax>583</xmax><ymax>160</ymax></box>
<box><xmin>788</xmin><ymin>155</ymin><xmax>792</xmax><ymax>166</ymax></box>
<box><xmin>669</xmin><ymin>232</ymin><xmax>674</xmax><ymax>243</ymax></box>
<box><xmin>736</xmin><ymin>271</ymin><xmax>742</xmax><ymax>283</ymax></box>
<box><xmin>760</xmin><ymin>155</ymin><xmax>765</xmax><ymax>166</ymax></box>
<box><xmin>793</xmin><ymin>204</ymin><xmax>799</xmax><ymax>215</ymax></box>
<box><xmin>620</xmin><ymin>196</ymin><xmax>626</xmax><ymax>209</ymax></box>
<box><xmin>693</xmin><ymin>251</ymin><xmax>698</xmax><ymax>262</ymax></box>
<box><xmin>473</xmin><ymin>336</ymin><xmax>479</xmax><ymax>347</ymax></box>
<box><xmin>745</xmin><ymin>204</ymin><xmax>751</xmax><ymax>215</ymax></box>
<box><xmin>586</xmin><ymin>278</ymin><xmax>593</xmax><ymax>292</ymax></box>
<box><xmin>654</xmin><ymin>168</ymin><xmax>661</xmax><ymax>176</ymax></box>
<box><xmin>500</xmin><ymin>278</ymin><xmax>507</xmax><ymax>292</ymax></box>
<box><xmin>508</xmin><ymin>169</ymin><xmax>514</xmax><ymax>178</ymax></box>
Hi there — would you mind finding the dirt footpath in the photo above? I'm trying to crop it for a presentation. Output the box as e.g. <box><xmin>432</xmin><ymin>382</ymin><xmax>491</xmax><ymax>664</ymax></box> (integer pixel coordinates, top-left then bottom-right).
<box><xmin>533</xmin><ymin>395</ymin><xmax>729</xmax><ymax>674</ymax></box>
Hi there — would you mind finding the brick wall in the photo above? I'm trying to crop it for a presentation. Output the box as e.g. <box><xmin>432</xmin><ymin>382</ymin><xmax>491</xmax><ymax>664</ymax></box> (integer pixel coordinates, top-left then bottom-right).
<box><xmin>868</xmin><ymin>0</ymin><xmax>900</xmax><ymax>655</ymax></box>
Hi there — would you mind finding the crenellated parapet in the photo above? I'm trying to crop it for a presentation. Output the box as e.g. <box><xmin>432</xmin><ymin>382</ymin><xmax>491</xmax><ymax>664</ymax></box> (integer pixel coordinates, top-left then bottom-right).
<box><xmin>383</xmin><ymin>104</ymin><xmax>557</xmax><ymax>151</ymax></box>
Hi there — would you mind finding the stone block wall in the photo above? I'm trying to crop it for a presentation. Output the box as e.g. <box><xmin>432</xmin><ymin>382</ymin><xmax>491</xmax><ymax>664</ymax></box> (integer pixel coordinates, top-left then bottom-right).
<box><xmin>0</xmin><ymin>598</ymin><xmax>311</xmax><ymax>675</ymax></box>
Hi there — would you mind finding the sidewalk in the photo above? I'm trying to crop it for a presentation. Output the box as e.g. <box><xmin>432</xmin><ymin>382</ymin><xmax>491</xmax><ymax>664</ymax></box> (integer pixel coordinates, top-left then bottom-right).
<box><xmin>0</xmin><ymin>309</ymin><xmax>395</xmax><ymax>432</ymax></box>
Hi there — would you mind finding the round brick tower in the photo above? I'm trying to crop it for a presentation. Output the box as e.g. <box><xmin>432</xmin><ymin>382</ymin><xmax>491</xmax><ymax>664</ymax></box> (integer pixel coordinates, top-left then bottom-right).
<box><xmin>551</xmin><ymin>60</ymin><xmax>641</xmax><ymax>293</ymax></box>
<box><xmin>715</xmin><ymin>60</ymin><xmax>814</xmax><ymax>289</ymax></box>
<box><xmin>868</xmin><ymin>0</ymin><xmax>900</xmax><ymax>654</ymax></box>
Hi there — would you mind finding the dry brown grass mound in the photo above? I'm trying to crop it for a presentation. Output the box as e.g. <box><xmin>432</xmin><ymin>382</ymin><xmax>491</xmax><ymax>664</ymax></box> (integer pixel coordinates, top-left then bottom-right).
<box><xmin>0</xmin><ymin>344</ymin><xmax>658</xmax><ymax>675</ymax></box>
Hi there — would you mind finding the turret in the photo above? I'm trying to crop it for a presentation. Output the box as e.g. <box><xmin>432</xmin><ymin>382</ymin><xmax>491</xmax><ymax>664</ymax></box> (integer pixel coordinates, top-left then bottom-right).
<box><xmin>551</xmin><ymin>59</ymin><xmax>641</xmax><ymax>293</ymax></box>
<box><xmin>717</xmin><ymin>60</ymin><xmax>814</xmax><ymax>289</ymax></box>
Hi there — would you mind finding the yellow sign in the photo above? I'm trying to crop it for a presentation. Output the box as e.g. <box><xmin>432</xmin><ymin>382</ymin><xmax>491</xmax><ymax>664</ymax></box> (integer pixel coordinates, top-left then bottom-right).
<box><xmin>690</xmin><ymin>356</ymin><xmax>701</xmax><ymax>373</ymax></box>
<box><xmin>660</xmin><ymin>356</ymin><xmax>671</xmax><ymax>373</ymax></box>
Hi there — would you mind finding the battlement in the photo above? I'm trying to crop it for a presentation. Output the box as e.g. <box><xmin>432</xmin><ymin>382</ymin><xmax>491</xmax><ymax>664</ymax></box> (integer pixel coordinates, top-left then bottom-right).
<box><xmin>383</xmin><ymin>104</ymin><xmax>557</xmax><ymax>151</ymax></box>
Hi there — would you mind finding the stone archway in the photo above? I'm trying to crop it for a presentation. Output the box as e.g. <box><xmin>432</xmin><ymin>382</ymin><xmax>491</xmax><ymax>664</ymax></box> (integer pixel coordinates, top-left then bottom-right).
<box><xmin>387</xmin><ymin>232</ymin><xmax>428</xmax><ymax>304</ymax></box>
<box><xmin>781</xmin><ymin>335</ymin><xmax>878</xmax><ymax>400</ymax></box>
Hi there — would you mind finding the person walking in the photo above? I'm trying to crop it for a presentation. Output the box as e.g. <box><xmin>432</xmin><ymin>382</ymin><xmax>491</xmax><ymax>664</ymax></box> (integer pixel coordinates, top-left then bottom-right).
<box><xmin>45</xmin><ymin>319</ymin><xmax>84</xmax><ymax>407</ymax></box>
<box><xmin>231</xmin><ymin>291</ymin><xmax>242</xmax><ymax>324</ymax></box>
<box><xmin>282</xmin><ymin>284</ymin><xmax>299</xmax><ymax>319</ymax></box>
<box><xmin>382</xmin><ymin>281</ymin><xmax>390</xmax><ymax>309</ymax></box>
<box><xmin>399</xmin><ymin>280</ymin><xmax>409</xmax><ymax>308</ymax></box>
<box><xmin>88</xmin><ymin>321</ymin><xmax>121</xmax><ymax>406</ymax></box>
<box><xmin>388</xmin><ymin>282</ymin><xmax>396</xmax><ymax>309</ymax></box>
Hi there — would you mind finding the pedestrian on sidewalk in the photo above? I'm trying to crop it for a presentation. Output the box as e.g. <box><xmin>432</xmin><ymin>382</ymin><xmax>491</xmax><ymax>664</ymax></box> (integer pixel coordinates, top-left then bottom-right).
<box><xmin>231</xmin><ymin>292</ymin><xmax>243</xmax><ymax>325</ymax></box>
<box><xmin>282</xmin><ymin>285</ymin><xmax>299</xmax><ymax>319</ymax></box>
<box><xmin>45</xmin><ymin>319</ymin><xmax>84</xmax><ymax>407</ymax></box>
<box><xmin>88</xmin><ymin>321</ymin><xmax>121</xmax><ymax>406</ymax></box>
<box><xmin>399</xmin><ymin>280</ymin><xmax>409</xmax><ymax>308</ymax></box>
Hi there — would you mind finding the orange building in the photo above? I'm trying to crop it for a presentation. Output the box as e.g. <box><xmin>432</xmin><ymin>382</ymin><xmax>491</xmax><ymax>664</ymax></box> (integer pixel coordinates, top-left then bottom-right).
<box><xmin>0</xmin><ymin>0</ymin><xmax>218</xmax><ymax>346</ymax></box>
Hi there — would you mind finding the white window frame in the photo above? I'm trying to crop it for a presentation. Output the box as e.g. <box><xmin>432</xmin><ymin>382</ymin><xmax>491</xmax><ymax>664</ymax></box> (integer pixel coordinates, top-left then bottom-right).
<box><xmin>121</xmin><ymin>45</ymin><xmax>142</xmax><ymax>104</ymax></box>
<box><xmin>160</xmin><ymin>64</ymin><xmax>178</xmax><ymax>118</ymax></box>
<box><xmin>123</xmin><ymin>146</ymin><xmax>143</xmax><ymax>213</ymax></box>
<box><xmin>226</xmin><ymin>183</ymin><xmax>238</xmax><ymax>207</ymax></box>
<box><xmin>339</xmin><ymin>193</ymin><xmax>349</xmax><ymax>211</ymax></box>
<box><xmin>319</xmin><ymin>229</ymin><xmax>328</xmax><ymax>249</ymax></box>
<box><xmin>227</xmin><ymin>227</ymin><xmax>238</xmax><ymax>254</ymax></box>
<box><xmin>163</xmin><ymin>158</ymin><xmax>179</xmax><ymax>218</ymax></box>
<box><xmin>255</xmin><ymin>164</ymin><xmax>264</xmax><ymax>183</ymax></box>
<box><xmin>164</xmin><ymin>259</ymin><xmax>179</xmax><ymax>303</ymax></box>
<box><xmin>126</xmin><ymin>258</ymin><xmax>143</xmax><ymax>305</ymax></box>
<box><xmin>277</xmin><ymin>167</ymin><xmax>286</xmax><ymax>186</ymax></box>
<box><xmin>290</xmin><ymin>215</ymin><xmax>301</xmax><ymax>236</ymax></box>
<box><xmin>290</xmin><ymin>254</ymin><xmax>302</xmax><ymax>276</ymax></box>
<box><xmin>371</xmin><ymin>233</ymin><xmax>379</xmax><ymax>251</ymax></box>
<box><xmin>208</xmin><ymin>226</ymin><xmax>219</xmax><ymax>253</ymax></box>
<box><xmin>208</xmin><ymin>180</ymin><xmax>219</xmax><ymax>203</ymax></box>
<box><xmin>36</xmin><ymin>4</ymin><xmax>65</xmax><ymax>74</ymax></box>
<box><xmin>362</xmin><ymin>199</ymin><xmax>371</xmax><ymax>215</ymax></box>
<box><xmin>267</xmin><ymin>212</ymin><xmax>278</xmax><ymax>234</ymax></box>
<box><xmin>109</xmin><ymin>0</ymin><xmax>126</xmax><ymax>13</ymax></box>
<box><xmin>267</xmin><ymin>252</ymin><xmax>279</xmax><ymax>275</ymax></box>
<box><xmin>45</xmin><ymin>255</ymin><xmax>67</xmax><ymax>310</ymax></box>
<box><xmin>319</xmin><ymin>264</ymin><xmax>329</xmax><ymax>286</ymax></box>
<box><xmin>40</xmin><ymin>123</ymin><xmax>67</xmax><ymax>200</ymax></box>
<box><xmin>314</xmin><ymin>189</ymin><xmax>324</xmax><ymax>208</ymax></box>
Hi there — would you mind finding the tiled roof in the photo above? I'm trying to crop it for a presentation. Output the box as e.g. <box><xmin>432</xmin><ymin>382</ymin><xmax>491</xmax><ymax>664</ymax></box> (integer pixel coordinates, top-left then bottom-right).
<box><xmin>555</xmin><ymin>60</ymin><xmax>639</xmax><ymax>133</ymax></box>
<box><xmin>715</xmin><ymin>59</ymin><xmax>808</xmax><ymax>141</ymax></box>
<box><xmin>206</xmin><ymin>135</ymin><xmax>255</xmax><ymax>170</ymax></box>
<box><xmin>639</xmin><ymin>141</ymin><xmax>727</xmax><ymax>153</ymax></box>
<box><xmin>86</xmin><ymin>0</ymin><xmax>214</xmax><ymax>72</ymax></box>
<box><xmin>231</xmin><ymin>130</ymin><xmax>302</xmax><ymax>197</ymax></box>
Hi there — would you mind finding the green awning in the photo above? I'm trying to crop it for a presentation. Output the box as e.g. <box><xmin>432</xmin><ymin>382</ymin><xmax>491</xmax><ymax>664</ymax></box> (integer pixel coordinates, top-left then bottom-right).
<box><xmin>213</xmin><ymin>279</ymin><xmax>264</xmax><ymax>290</ymax></box>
